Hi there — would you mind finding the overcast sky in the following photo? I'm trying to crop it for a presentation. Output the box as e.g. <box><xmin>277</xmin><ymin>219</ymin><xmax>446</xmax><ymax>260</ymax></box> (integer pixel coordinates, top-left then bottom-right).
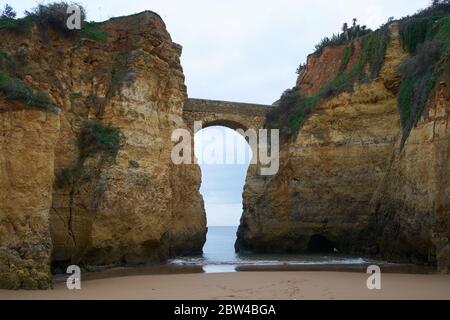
<box><xmin>6</xmin><ymin>0</ymin><xmax>432</xmax><ymax>226</ymax></box>
<box><xmin>195</xmin><ymin>127</ymin><xmax>252</xmax><ymax>227</ymax></box>
<box><xmin>9</xmin><ymin>0</ymin><xmax>430</xmax><ymax>104</ymax></box>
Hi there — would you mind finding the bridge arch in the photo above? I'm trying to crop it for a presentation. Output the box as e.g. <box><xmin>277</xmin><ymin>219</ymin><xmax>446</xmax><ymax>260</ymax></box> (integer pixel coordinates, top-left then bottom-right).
<box><xmin>202</xmin><ymin>119</ymin><xmax>250</xmax><ymax>131</ymax></box>
<box><xmin>183</xmin><ymin>98</ymin><xmax>272</xmax><ymax>134</ymax></box>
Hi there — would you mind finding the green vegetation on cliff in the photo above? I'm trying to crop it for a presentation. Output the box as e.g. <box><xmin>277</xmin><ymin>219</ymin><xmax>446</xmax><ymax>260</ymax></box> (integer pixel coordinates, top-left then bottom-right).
<box><xmin>397</xmin><ymin>3</ymin><xmax>449</xmax><ymax>147</ymax></box>
<box><xmin>268</xmin><ymin>24</ymin><xmax>390</xmax><ymax>139</ymax></box>
<box><xmin>339</xmin><ymin>44</ymin><xmax>354</xmax><ymax>74</ymax></box>
<box><xmin>25</xmin><ymin>2</ymin><xmax>86</xmax><ymax>35</ymax></box>
<box><xmin>0</xmin><ymin>16</ymin><xmax>34</xmax><ymax>33</ymax></box>
<box><xmin>56</xmin><ymin>121</ymin><xmax>121</xmax><ymax>188</ymax></box>
<box><xmin>0</xmin><ymin>2</ymin><xmax>107</xmax><ymax>42</ymax></box>
<box><xmin>82</xmin><ymin>21</ymin><xmax>108</xmax><ymax>42</ymax></box>
<box><xmin>268</xmin><ymin>0</ymin><xmax>449</xmax><ymax>143</ymax></box>
<box><xmin>0</xmin><ymin>44</ymin><xmax>58</xmax><ymax>111</ymax></box>
<box><xmin>0</xmin><ymin>73</ymin><xmax>57</xmax><ymax>111</ymax></box>
<box><xmin>78</xmin><ymin>121</ymin><xmax>121</xmax><ymax>159</ymax></box>
<box><xmin>0</xmin><ymin>4</ymin><xmax>32</xmax><ymax>33</ymax></box>
<box><xmin>314</xmin><ymin>18</ymin><xmax>372</xmax><ymax>55</ymax></box>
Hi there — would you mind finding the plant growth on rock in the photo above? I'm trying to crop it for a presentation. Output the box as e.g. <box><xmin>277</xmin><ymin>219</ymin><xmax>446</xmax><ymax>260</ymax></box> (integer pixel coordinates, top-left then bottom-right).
<box><xmin>56</xmin><ymin>121</ymin><xmax>121</xmax><ymax>188</ymax></box>
<box><xmin>267</xmin><ymin>24</ymin><xmax>390</xmax><ymax>140</ymax></box>
<box><xmin>397</xmin><ymin>6</ymin><xmax>449</xmax><ymax>147</ymax></box>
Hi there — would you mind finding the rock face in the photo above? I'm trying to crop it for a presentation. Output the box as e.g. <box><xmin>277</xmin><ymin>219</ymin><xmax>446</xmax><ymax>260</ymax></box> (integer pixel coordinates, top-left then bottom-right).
<box><xmin>237</xmin><ymin>25</ymin><xmax>450</xmax><ymax>269</ymax></box>
<box><xmin>296</xmin><ymin>42</ymin><xmax>361</xmax><ymax>97</ymax></box>
<box><xmin>0</xmin><ymin>104</ymin><xmax>60</xmax><ymax>289</ymax></box>
<box><xmin>0</xmin><ymin>12</ymin><xmax>206</xmax><ymax>288</ymax></box>
<box><xmin>371</xmin><ymin>79</ymin><xmax>450</xmax><ymax>268</ymax></box>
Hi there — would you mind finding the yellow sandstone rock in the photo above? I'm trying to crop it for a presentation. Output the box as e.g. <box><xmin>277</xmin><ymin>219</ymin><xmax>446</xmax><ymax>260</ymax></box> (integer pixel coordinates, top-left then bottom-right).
<box><xmin>0</xmin><ymin>12</ymin><xmax>206</xmax><ymax>288</ymax></box>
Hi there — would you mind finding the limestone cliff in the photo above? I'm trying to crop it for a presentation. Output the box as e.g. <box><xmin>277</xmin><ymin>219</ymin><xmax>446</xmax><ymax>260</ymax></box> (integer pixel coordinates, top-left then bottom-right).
<box><xmin>0</xmin><ymin>104</ymin><xmax>60</xmax><ymax>289</ymax></box>
<box><xmin>370</xmin><ymin>77</ymin><xmax>449</xmax><ymax>267</ymax></box>
<box><xmin>237</xmin><ymin>23</ymin><xmax>450</xmax><ymax>270</ymax></box>
<box><xmin>0</xmin><ymin>11</ymin><xmax>206</xmax><ymax>289</ymax></box>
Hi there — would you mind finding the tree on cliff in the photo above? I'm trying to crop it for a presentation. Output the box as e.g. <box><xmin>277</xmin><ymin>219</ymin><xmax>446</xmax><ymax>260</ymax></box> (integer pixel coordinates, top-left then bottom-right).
<box><xmin>0</xmin><ymin>4</ymin><xmax>16</xmax><ymax>19</ymax></box>
<box><xmin>342</xmin><ymin>22</ymin><xmax>349</xmax><ymax>40</ymax></box>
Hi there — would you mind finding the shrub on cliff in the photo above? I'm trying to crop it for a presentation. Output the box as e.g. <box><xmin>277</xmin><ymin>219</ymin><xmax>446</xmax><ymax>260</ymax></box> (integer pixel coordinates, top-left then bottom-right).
<box><xmin>266</xmin><ymin>87</ymin><xmax>302</xmax><ymax>138</ymax></box>
<box><xmin>397</xmin><ymin>7</ymin><xmax>449</xmax><ymax>148</ymax></box>
<box><xmin>25</xmin><ymin>2</ymin><xmax>86</xmax><ymax>36</ymax></box>
<box><xmin>397</xmin><ymin>39</ymin><xmax>446</xmax><ymax>147</ymax></box>
<box><xmin>414</xmin><ymin>0</ymin><xmax>450</xmax><ymax>18</ymax></box>
<box><xmin>0</xmin><ymin>12</ymin><xmax>34</xmax><ymax>34</ymax></box>
<box><xmin>78</xmin><ymin>121</ymin><xmax>121</xmax><ymax>159</ymax></box>
<box><xmin>399</xmin><ymin>17</ymin><xmax>438</xmax><ymax>54</ymax></box>
<box><xmin>0</xmin><ymin>73</ymin><xmax>58</xmax><ymax>111</ymax></box>
<box><xmin>56</xmin><ymin>121</ymin><xmax>121</xmax><ymax>188</ymax></box>
<box><xmin>399</xmin><ymin>0</ymin><xmax>450</xmax><ymax>54</ymax></box>
<box><xmin>0</xmin><ymin>4</ymin><xmax>16</xmax><ymax>19</ymax></box>
<box><xmin>314</xmin><ymin>18</ymin><xmax>372</xmax><ymax>55</ymax></box>
<box><xmin>266</xmin><ymin>87</ymin><xmax>321</xmax><ymax>140</ymax></box>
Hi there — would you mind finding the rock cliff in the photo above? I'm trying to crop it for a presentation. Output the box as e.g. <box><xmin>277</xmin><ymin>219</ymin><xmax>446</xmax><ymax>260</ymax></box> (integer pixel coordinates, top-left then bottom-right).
<box><xmin>0</xmin><ymin>11</ymin><xmax>206</xmax><ymax>289</ymax></box>
<box><xmin>0</xmin><ymin>105</ymin><xmax>59</xmax><ymax>289</ymax></box>
<box><xmin>1</xmin><ymin>5</ymin><xmax>449</xmax><ymax>291</ymax></box>
<box><xmin>237</xmin><ymin>23</ymin><xmax>450</xmax><ymax>270</ymax></box>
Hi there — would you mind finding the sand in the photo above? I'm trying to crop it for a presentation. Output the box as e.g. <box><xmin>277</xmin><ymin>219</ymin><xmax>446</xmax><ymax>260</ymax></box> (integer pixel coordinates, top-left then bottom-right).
<box><xmin>1</xmin><ymin>272</ymin><xmax>450</xmax><ymax>300</ymax></box>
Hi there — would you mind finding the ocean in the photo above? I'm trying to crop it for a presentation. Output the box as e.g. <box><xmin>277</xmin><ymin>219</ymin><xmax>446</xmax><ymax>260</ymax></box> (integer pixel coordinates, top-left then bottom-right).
<box><xmin>169</xmin><ymin>226</ymin><xmax>372</xmax><ymax>273</ymax></box>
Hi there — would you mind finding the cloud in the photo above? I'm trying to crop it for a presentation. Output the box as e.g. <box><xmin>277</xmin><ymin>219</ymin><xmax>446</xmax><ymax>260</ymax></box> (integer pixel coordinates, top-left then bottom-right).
<box><xmin>12</xmin><ymin>0</ymin><xmax>430</xmax><ymax>104</ymax></box>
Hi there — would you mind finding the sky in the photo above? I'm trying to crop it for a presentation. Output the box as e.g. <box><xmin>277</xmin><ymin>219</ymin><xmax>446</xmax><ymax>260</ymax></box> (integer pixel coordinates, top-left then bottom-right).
<box><xmin>4</xmin><ymin>0</ymin><xmax>432</xmax><ymax>226</ymax></box>
<box><xmin>195</xmin><ymin>127</ymin><xmax>252</xmax><ymax>227</ymax></box>
<box><xmin>7</xmin><ymin>0</ymin><xmax>430</xmax><ymax>104</ymax></box>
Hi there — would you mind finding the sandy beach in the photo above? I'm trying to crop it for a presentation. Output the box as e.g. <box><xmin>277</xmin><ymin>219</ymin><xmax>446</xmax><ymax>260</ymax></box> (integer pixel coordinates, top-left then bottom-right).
<box><xmin>1</xmin><ymin>272</ymin><xmax>450</xmax><ymax>300</ymax></box>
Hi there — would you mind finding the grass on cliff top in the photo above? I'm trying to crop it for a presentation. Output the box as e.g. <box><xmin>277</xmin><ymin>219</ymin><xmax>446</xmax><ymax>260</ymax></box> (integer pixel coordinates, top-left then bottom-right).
<box><xmin>0</xmin><ymin>73</ymin><xmax>58</xmax><ymax>111</ymax></box>
<box><xmin>0</xmin><ymin>16</ymin><xmax>34</xmax><ymax>33</ymax></box>
<box><xmin>81</xmin><ymin>22</ymin><xmax>108</xmax><ymax>42</ymax></box>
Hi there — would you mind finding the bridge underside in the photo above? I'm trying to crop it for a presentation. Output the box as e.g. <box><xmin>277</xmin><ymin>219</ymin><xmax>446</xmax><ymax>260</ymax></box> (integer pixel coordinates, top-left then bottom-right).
<box><xmin>183</xmin><ymin>98</ymin><xmax>272</xmax><ymax>132</ymax></box>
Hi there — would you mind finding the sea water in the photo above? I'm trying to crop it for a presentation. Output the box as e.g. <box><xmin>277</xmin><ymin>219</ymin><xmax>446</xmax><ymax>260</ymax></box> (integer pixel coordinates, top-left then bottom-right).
<box><xmin>169</xmin><ymin>226</ymin><xmax>371</xmax><ymax>273</ymax></box>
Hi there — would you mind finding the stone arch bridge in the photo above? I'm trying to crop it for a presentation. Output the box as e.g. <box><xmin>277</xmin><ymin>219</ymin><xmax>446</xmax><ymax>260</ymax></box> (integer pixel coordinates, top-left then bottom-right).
<box><xmin>183</xmin><ymin>98</ymin><xmax>273</xmax><ymax>132</ymax></box>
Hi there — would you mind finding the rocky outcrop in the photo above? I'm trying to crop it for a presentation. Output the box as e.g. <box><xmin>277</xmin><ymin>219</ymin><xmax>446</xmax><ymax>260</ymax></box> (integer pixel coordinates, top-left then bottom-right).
<box><xmin>370</xmin><ymin>77</ymin><xmax>450</xmax><ymax>268</ymax></box>
<box><xmin>237</xmin><ymin>24</ymin><xmax>450</xmax><ymax>269</ymax></box>
<box><xmin>0</xmin><ymin>11</ymin><xmax>206</xmax><ymax>288</ymax></box>
<box><xmin>237</xmin><ymin>82</ymin><xmax>402</xmax><ymax>254</ymax></box>
<box><xmin>0</xmin><ymin>104</ymin><xmax>60</xmax><ymax>289</ymax></box>
<box><xmin>296</xmin><ymin>42</ymin><xmax>361</xmax><ymax>97</ymax></box>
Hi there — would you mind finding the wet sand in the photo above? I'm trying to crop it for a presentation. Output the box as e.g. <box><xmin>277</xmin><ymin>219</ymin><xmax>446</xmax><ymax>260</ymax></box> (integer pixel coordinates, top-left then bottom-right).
<box><xmin>1</xmin><ymin>271</ymin><xmax>450</xmax><ymax>300</ymax></box>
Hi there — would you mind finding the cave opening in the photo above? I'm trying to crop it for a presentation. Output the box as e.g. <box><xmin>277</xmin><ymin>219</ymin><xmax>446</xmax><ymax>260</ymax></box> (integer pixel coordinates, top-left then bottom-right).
<box><xmin>306</xmin><ymin>234</ymin><xmax>335</xmax><ymax>253</ymax></box>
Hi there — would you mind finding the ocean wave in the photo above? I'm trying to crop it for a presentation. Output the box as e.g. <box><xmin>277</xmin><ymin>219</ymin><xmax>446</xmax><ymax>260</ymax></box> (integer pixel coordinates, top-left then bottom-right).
<box><xmin>168</xmin><ymin>257</ymin><xmax>369</xmax><ymax>267</ymax></box>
